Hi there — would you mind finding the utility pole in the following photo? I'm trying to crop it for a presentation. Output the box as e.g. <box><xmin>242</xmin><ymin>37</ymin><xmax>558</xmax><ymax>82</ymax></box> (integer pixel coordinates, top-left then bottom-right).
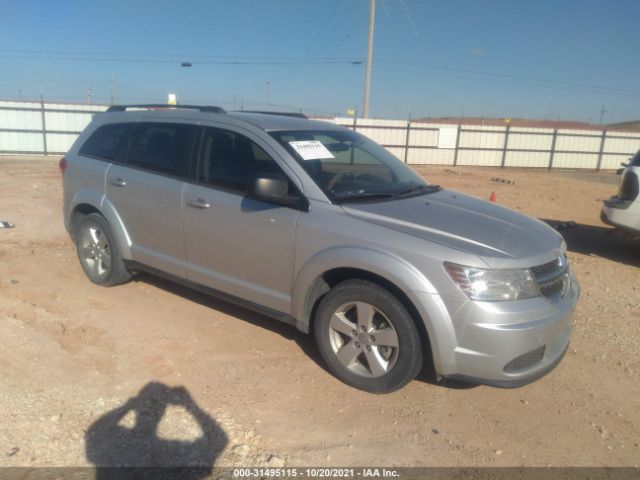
<box><xmin>110</xmin><ymin>74</ymin><xmax>116</xmax><ymax>105</ymax></box>
<box><xmin>599</xmin><ymin>106</ymin><xmax>607</xmax><ymax>125</ymax></box>
<box><xmin>265</xmin><ymin>81</ymin><xmax>272</xmax><ymax>107</ymax></box>
<box><xmin>86</xmin><ymin>85</ymin><xmax>92</xmax><ymax>104</ymax></box>
<box><xmin>362</xmin><ymin>0</ymin><xmax>375</xmax><ymax>118</ymax></box>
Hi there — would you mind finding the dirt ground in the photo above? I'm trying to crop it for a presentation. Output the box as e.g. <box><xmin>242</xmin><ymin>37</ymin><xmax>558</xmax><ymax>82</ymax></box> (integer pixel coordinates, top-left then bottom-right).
<box><xmin>0</xmin><ymin>156</ymin><xmax>638</xmax><ymax>471</ymax></box>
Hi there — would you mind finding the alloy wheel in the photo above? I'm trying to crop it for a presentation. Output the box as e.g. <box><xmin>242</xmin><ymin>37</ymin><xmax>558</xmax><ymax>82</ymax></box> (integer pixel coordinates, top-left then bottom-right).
<box><xmin>327</xmin><ymin>301</ymin><xmax>400</xmax><ymax>377</ymax></box>
<box><xmin>79</xmin><ymin>225</ymin><xmax>112</xmax><ymax>278</ymax></box>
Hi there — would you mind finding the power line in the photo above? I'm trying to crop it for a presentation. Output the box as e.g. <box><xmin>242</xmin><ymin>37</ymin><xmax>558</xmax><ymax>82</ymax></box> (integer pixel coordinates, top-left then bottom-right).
<box><xmin>302</xmin><ymin>1</ymin><xmax>343</xmax><ymax>59</ymax></box>
<box><xmin>398</xmin><ymin>0</ymin><xmax>420</xmax><ymax>38</ymax></box>
<box><xmin>376</xmin><ymin>58</ymin><xmax>640</xmax><ymax>96</ymax></box>
<box><xmin>0</xmin><ymin>53</ymin><xmax>362</xmax><ymax>66</ymax></box>
<box><xmin>0</xmin><ymin>92</ymin><xmax>343</xmax><ymax>117</ymax></box>
<box><xmin>0</xmin><ymin>49</ymin><xmax>359</xmax><ymax>62</ymax></box>
<box><xmin>2</xmin><ymin>49</ymin><xmax>635</xmax><ymax>96</ymax></box>
<box><xmin>379</xmin><ymin>0</ymin><xmax>390</xmax><ymax>16</ymax></box>
<box><xmin>322</xmin><ymin>0</ymin><xmax>360</xmax><ymax>52</ymax></box>
<box><xmin>374</xmin><ymin>64</ymin><xmax>640</xmax><ymax>99</ymax></box>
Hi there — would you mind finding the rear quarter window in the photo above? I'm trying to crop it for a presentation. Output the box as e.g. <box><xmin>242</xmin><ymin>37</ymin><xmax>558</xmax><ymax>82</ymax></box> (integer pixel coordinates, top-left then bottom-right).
<box><xmin>79</xmin><ymin>123</ymin><xmax>129</xmax><ymax>161</ymax></box>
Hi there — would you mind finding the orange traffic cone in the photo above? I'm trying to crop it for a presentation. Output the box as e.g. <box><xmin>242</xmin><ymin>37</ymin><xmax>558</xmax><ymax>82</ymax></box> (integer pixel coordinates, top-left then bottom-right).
<box><xmin>489</xmin><ymin>191</ymin><xmax>497</xmax><ymax>202</ymax></box>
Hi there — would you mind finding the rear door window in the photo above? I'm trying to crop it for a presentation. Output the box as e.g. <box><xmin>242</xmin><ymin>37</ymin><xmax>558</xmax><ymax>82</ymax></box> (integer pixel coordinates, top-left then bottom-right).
<box><xmin>126</xmin><ymin>123</ymin><xmax>197</xmax><ymax>178</ymax></box>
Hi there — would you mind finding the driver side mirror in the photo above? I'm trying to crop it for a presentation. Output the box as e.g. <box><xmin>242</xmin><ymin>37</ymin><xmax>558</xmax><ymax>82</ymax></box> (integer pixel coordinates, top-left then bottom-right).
<box><xmin>248</xmin><ymin>173</ymin><xmax>299</xmax><ymax>206</ymax></box>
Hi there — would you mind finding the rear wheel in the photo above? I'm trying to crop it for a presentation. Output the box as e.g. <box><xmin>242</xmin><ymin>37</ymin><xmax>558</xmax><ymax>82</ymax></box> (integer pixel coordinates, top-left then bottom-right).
<box><xmin>75</xmin><ymin>213</ymin><xmax>130</xmax><ymax>286</ymax></box>
<box><xmin>314</xmin><ymin>279</ymin><xmax>423</xmax><ymax>393</ymax></box>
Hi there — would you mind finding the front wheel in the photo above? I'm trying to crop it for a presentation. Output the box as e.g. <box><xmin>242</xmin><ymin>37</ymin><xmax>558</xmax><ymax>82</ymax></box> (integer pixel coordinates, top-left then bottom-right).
<box><xmin>314</xmin><ymin>280</ymin><xmax>423</xmax><ymax>393</ymax></box>
<box><xmin>75</xmin><ymin>213</ymin><xmax>131</xmax><ymax>287</ymax></box>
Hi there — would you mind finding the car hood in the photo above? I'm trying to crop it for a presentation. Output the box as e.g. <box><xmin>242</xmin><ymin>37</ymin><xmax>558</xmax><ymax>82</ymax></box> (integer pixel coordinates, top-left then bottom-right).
<box><xmin>341</xmin><ymin>189</ymin><xmax>564</xmax><ymax>267</ymax></box>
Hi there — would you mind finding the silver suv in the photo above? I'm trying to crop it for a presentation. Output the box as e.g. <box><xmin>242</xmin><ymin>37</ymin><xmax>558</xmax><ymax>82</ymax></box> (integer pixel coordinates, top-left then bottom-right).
<box><xmin>62</xmin><ymin>105</ymin><xmax>580</xmax><ymax>393</ymax></box>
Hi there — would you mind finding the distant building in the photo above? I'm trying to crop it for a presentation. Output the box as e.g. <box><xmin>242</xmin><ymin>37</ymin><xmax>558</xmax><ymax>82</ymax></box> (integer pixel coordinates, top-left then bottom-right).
<box><xmin>414</xmin><ymin>116</ymin><xmax>640</xmax><ymax>133</ymax></box>
<box><xmin>605</xmin><ymin>120</ymin><xmax>640</xmax><ymax>132</ymax></box>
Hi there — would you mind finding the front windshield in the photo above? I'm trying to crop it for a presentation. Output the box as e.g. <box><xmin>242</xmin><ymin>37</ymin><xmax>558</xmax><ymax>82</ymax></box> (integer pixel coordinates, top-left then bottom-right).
<box><xmin>271</xmin><ymin>129</ymin><xmax>434</xmax><ymax>202</ymax></box>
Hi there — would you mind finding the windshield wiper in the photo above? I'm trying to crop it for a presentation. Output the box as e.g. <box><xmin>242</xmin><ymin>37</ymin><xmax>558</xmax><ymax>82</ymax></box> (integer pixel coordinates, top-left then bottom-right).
<box><xmin>395</xmin><ymin>184</ymin><xmax>442</xmax><ymax>196</ymax></box>
<box><xmin>334</xmin><ymin>192</ymin><xmax>397</xmax><ymax>204</ymax></box>
<box><xmin>334</xmin><ymin>185</ymin><xmax>442</xmax><ymax>204</ymax></box>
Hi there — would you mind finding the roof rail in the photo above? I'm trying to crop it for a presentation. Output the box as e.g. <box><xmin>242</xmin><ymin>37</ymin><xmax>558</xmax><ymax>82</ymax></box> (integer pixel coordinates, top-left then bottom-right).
<box><xmin>239</xmin><ymin>110</ymin><xmax>308</xmax><ymax>119</ymax></box>
<box><xmin>106</xmin><ymin>104</ymin><xmax>226</xmax><ymax>114</ymax></box>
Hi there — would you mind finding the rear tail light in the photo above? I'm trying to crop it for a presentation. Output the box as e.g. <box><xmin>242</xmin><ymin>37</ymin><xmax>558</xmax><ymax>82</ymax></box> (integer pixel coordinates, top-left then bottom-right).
<box><xmin>59</xmin><ymin>157</ymin><xmax>68</xmax><ymax>175</ymax></box>
<box><xmin>619</xmin><ymin>171</ymin><xmax>639</xmax><ymax>202</ymax></box>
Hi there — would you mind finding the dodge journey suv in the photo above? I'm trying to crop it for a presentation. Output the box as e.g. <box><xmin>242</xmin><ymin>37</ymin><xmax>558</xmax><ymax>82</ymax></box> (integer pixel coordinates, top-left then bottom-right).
<box><xmin>62</xmin><ymin>105</ymin><xmax>580</xmax><ymax>393</ymax></box>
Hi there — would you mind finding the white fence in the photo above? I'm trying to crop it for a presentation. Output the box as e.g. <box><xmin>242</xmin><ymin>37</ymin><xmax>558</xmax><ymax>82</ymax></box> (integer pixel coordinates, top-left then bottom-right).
<box><xmin>332</xmin><ymin>117</ymin><xmax>640</xmax><ymax>171</ymax></box>
<box><xmin>1</xmin><ymin>100</ymin><xmax>639</xmax><ymax>170</ymax></box>
<box><xmin>0</xmin><ymin>100</ymin><xmax>107</xmax><ymax>155</ymax></box>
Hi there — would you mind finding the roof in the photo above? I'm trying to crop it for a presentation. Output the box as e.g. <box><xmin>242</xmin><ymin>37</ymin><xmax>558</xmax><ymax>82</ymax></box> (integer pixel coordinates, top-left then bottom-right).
<box><xmin>226</xmin><ymin>111</ymin><xmax>342</xmax><ymax>131</ymax></box>
<box><xmin>98</xmin><ymin>105</ymin><xmax>342</xmax><ymax>132</ymax></box>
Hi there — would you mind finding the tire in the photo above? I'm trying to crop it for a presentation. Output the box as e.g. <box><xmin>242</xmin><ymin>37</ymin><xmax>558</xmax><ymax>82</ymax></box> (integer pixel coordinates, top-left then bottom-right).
<box><xmin>314</xmin><ymin>279</ymin><xmax>423</xmax><ymax>393</ymax></box>
<box><xmin>74</xmin><ymin>213</ymin><xmax>131</xmax><ymax>287</ymax></box>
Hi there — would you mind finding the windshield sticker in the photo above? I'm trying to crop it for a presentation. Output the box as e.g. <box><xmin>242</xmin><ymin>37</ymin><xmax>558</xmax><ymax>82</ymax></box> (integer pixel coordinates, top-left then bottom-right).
<box><xmin>288</xmin><ymin>140</ymin><xmax>335</xmax><ymax>160</ymax></box>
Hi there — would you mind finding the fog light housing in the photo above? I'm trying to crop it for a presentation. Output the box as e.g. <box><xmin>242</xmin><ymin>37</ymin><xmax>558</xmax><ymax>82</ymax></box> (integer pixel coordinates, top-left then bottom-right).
<box><xmin>503</xmin><ymin>346</ymin><xmax>546</xmax><ymax>373</ymax></box>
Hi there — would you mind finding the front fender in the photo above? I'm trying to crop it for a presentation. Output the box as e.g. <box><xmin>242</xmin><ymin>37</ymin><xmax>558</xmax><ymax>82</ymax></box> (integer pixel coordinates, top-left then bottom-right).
<box><xmin>290</xmin><ymin>247</ymin><xmax>456</xmax><ymax>366</ymax></box>
<box><xmin>292</xmin><ymin>247</ymin><xmax>438</xmax><ymax>312</ymax></box>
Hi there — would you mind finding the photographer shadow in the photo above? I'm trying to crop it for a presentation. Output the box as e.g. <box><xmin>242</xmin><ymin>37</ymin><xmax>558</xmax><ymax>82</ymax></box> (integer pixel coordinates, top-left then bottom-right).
<box><xmin>85</xmin><ymin>382</ymin><xmax>227</xmax><ymax>480</ymax></box>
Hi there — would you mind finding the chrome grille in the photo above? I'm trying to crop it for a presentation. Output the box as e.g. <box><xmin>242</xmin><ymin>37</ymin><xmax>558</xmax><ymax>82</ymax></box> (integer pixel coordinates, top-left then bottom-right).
<box><xmin>531</xmin><ymin>256</ymin><xmax>564</xmax><ymax>280</ymax></box>
<box><xmin>532</xmin><ymin>256</ymin><xmax>569</xmax><ymax>301</ymax></box>
<box><xmin>540</xmin><ymin>280</ymin><xmax>565</xmax><ymax>298</ymax></box>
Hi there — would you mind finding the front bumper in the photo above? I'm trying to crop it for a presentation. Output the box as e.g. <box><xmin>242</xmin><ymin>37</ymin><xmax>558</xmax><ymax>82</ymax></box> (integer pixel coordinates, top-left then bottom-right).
<box><xmin>412</xmin><ymin>271</ymin><xmax>580</xmax><ymax>387</ymax></box>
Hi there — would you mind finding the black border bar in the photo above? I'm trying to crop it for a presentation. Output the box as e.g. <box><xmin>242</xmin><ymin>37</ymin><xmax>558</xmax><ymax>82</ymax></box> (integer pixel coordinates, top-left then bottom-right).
<box><xmin>0</xmin><ymin>467</ymin><xmax>637</xmax><ymax>480</ymax></box>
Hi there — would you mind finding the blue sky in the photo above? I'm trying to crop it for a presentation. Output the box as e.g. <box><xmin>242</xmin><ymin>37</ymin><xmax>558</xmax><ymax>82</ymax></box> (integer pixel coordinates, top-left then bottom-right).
<box><xmin>0</xmin><ymin>0</ymin><xmax>638</xmax><ymax>122</ymax></box>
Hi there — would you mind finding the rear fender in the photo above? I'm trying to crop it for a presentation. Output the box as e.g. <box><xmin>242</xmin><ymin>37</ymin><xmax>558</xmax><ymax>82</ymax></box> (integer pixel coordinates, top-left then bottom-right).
<box><xmin>69</xmin><ymin>189</ymin><xmax>132</xmax><ymax>259</ymax></box>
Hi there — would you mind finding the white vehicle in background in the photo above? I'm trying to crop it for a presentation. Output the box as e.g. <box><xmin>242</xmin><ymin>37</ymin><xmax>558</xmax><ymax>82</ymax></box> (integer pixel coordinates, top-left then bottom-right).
<box><xmin>601</xmin><ymin>150</ymin><xmax>640</xmax><ymax>236</ymax></box>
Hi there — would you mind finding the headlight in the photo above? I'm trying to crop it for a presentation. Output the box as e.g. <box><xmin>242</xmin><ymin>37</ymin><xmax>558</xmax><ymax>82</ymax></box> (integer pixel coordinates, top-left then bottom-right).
<box><xmin>444</xmin><ymin>262</ymin><xmax>539</xmax><ymax>301</ymax></box>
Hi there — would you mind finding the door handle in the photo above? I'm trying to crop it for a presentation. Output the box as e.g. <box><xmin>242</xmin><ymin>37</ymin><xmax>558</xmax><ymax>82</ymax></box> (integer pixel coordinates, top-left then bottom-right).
<box><xmin>109</xmin><ymin>177</ymin><xmax>127</xmax><ymax>187</ymax></box>
<box><xmin>186</xmin><ymin>198</ymin><xmax>211</xmax><ymax>209</ymax></box>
